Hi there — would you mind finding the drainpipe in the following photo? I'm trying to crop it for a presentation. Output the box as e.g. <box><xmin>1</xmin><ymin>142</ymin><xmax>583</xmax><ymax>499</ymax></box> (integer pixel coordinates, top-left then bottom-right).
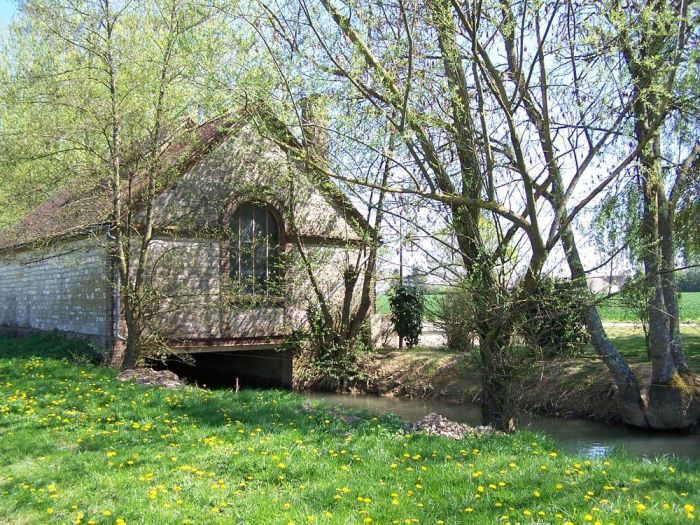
<box><xmin>105</xmin><ymin>229</ymin><xmax>127</xmax><ymax>343</ymax></box>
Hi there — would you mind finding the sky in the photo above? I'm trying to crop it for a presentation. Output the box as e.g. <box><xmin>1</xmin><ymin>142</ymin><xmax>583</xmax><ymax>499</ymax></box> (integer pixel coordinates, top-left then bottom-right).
<box><xmin>0</xmin><ymin>0</ymin><xmax>15</xmax><ymax>26</ymax></box>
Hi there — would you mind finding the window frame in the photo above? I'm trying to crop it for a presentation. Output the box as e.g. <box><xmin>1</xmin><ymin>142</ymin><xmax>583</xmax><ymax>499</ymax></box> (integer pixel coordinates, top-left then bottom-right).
<box><xmin>220</xmin><ymin>199</ymin><xmax>286</xmax><ymax>301</ymax></box>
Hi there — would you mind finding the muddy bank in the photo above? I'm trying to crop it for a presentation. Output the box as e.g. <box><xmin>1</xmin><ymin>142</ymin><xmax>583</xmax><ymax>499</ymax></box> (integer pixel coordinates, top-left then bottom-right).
<box><xmin>332</xmin><ymin>348</ymin><xmax>699</xmax><ymax>426</ymax></box>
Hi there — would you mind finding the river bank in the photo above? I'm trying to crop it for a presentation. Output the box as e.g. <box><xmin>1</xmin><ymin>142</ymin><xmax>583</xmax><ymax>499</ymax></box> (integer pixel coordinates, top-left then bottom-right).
<box><xmin>347</xmin><ymin>325</ymin><xmax>700</xmax><ymax>426</ymax></box>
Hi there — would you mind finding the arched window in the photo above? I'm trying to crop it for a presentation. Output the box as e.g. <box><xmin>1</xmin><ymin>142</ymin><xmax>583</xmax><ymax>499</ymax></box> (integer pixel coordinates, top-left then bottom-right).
<box><xmin>230</xmin><ymin>202</ymin><xmax>280</xmax><ymax>293</ymax></box>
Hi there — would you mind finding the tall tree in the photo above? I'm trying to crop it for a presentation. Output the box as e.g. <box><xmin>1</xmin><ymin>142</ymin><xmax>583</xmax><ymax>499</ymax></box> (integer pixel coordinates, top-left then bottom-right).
<box><xmin>606</xmin><ymin>0</ymin><xmax>698</xmax><ymax>427</ymax></box>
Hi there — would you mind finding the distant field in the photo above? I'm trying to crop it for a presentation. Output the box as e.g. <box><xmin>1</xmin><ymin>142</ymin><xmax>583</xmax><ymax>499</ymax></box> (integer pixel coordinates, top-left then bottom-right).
<box><xmin>377</xmin><ymin>291</ymin><xmax>700</xmax><ymax>322</ymax></box>
<box><xmin>598</xmin><ymin>291</ymin><xmax>700</xmax><ymax>323</ymax></box>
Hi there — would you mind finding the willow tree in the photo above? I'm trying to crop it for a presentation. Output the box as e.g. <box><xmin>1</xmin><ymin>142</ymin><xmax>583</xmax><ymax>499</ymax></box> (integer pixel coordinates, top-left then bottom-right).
<box><xmin>257</xmin><ymin>0</ymin><xmax>698</xmax><ymax>429</ymax></box>
<box><xmin>580</xmin><ymin>0</ymin><xmax>699</xmax><ymax>428</ymax></box>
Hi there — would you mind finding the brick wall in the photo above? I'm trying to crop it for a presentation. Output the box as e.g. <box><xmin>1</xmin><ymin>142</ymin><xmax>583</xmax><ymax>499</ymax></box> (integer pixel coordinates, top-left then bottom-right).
<box><xmin>0</xmin><ymin>237</ymin><xmax>112</xmax><ymax>349</ymax></box>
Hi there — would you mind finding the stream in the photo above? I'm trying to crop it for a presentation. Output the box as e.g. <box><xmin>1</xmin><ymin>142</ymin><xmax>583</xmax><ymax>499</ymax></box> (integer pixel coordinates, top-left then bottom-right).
<box><xmin>306</xmin><ymin>392</ymin><xmax>700</xmax><ymax>461</ymax></box>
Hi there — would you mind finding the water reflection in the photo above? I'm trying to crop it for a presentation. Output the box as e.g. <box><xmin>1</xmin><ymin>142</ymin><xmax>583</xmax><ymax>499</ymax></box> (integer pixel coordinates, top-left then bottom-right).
<box><xmin>576</xmin><ymin>443</ymin><xmax>614</xmax><ymax>459</ymax></box>
<box><xmin>306</xmin><ymin>392</ymin><xmax>700</xmax><ymax>461</ymax></box>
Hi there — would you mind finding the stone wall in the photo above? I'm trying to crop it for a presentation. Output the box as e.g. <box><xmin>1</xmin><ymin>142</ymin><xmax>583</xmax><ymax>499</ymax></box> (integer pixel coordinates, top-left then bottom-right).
<box><xmin>145</xmin><ymin>236</ymin><xmax>367</xmax><ymax>341</ymax></box>
<box><xmin>0</xmin><ymin>237</ymin><xmax>112</xmax><ymax>349</ymax></box>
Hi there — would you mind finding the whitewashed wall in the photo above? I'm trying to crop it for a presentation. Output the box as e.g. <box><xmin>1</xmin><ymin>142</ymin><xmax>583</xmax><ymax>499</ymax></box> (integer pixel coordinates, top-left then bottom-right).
<box><xmin>0</xmin><ymin>238</ymin><xmax>111</xmax><ymax>348</ymax></box>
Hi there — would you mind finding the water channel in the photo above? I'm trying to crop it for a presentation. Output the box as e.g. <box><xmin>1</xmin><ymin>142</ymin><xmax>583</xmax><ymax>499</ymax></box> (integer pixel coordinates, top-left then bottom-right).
<box><xmin>306</xmin><ymin>392</ymin><xmax>700</xmax><ymax>461</ymax></box>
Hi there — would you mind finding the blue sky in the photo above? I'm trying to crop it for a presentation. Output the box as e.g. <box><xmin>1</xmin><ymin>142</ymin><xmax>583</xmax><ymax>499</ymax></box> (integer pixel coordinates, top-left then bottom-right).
<box><xmin>0</xmin><ymin>0</ymin><xmax>16</xmax><ymax>26</ymax></box>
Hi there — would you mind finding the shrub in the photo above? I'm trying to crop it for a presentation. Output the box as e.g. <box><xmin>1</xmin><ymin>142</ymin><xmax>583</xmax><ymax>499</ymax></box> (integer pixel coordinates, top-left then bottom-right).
<box><xmin>519</xmin><ymin>277</ymin><xmax>588</xmax><ymax>358</ymax></box>
<box><xmin>288</xmin><ymin>307</ymin><xmax>366</xmax><ymax>390</ymax></box>
<box><xmin>388</xmin><ymin>284</ymin><xmax>424</xmax><ymax>348</ymax></box>
<box><xmin>430</xmin><ymin>283</ymin><xmax>477</xmax><ymax>352</ymax></box>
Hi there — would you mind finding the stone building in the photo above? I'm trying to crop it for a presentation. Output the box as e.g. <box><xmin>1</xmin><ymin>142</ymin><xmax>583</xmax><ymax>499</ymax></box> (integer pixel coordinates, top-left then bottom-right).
<box><xmin>0</xmin><ymin>108</ymin><xmax>375</xmax><ymax>386</ymax></box>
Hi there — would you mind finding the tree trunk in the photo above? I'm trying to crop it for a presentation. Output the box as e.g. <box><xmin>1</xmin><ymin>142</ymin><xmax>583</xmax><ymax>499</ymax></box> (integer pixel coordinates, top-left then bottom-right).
<box><xmin>481</xmin><ymin>372</ymin><xmax>516</xmax><ymax>433</ymax></box>
<box><xmin>658</xmin><ymin>193</ymin><xmax>689</xmax><ymax>375</ymax></box>
<box><xmin>478</xmin><ymin>328</ymin><xmax>516</xmax><ymax>432</ymax></box>
<box><xmin>120</xmin><ymin>297</ymin><xmax>141</xmax><ymax>370</ymax></box>
<box><xmin>561</xmin><ymin>226</ymin><xmax>649</xmax><ymax>427</ymax></box>
<box><xmin>639</xmin><ymin>142</ymin><xmax>692</xmax><ymax>430</ymax></box>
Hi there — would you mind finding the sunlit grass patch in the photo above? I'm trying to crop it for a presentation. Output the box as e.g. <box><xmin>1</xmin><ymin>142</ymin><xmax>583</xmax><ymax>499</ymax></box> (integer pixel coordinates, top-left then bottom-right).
<box><xmin>0</xmin><ymin>334</ymin><xmax>698</xmax><ymax>524</ymax></box>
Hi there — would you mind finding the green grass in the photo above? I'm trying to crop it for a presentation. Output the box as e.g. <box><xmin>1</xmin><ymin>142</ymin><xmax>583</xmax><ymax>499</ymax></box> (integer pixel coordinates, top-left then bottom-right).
<box><xmin>595</xmin><ymin>292</ymin><xmax>700</xmax><ymax>323</ymax></box>
<box><xmin>1</xmin><ymin>334</ymin><xmax>698</xmax><ymax>525</ymax></box>
<box><xmin>601</xmin><ymin>326</ymin><xmax>700</xmax><ymax>371</ymax></box>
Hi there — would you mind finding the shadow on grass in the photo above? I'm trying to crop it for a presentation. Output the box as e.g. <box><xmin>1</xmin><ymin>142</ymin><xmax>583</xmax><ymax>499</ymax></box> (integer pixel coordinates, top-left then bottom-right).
<box><xmin>0</xmin><ymin>332</ymin><xmax>101</xmax><ymax>363</ymax></box>
<box><xmin>163</xmin><ymin>385</ymin><xmax>409</xmax><ymax>438</ymax></box>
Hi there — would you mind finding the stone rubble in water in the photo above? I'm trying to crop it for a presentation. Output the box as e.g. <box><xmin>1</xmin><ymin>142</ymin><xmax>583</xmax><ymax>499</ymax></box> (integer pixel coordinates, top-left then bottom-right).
<box><xmin>117</xmin><ymin>368</ymin><xmax>184</xmax><ymax>389</ymax></box>
<box><xmin>411</xmin><ymin>412</ymin><xmax>500</xmax><ymax>439</ymax></box>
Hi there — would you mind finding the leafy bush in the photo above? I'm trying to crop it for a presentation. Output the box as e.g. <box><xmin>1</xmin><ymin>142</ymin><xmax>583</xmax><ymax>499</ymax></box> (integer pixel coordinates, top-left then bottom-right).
<box><xmin>430</xmin><ymin>283</ymin><xmax>477</xmax><ymax>352</ymax></box>
<box><xmin>388</xmin><ymin>284</ymin><xmax>425</xmax><ymax>348</ymax></box>
<box><xmin>288</xmin><ymin>307</ymin><xmax>365</xmax><ymax>390</ymax></box>
<box><xmin>519</xmin><ymin>278</ymin><xmax>588</xmax><ymax>358</ymax></box>
<box><xmin>677</xmin><ymin>269</ymin><xmax>700</xmax><ymax>292</ymax></box>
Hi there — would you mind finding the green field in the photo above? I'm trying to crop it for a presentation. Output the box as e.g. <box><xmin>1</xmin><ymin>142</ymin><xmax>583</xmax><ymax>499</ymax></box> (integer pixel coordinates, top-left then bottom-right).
<box><xmin>377</xmin><ymin>291</ymin><xmax>700</xmax><ymax>323</ymax></box>
<box><xmin>376</xmin><ymin>293</ymin><xmax>442</xmax><ymax>316</ymax></box>
<box><xmin>598</xmin><ymin>292</ymin><xmax>700</xmax><ymax>323</ymax></box>
<box><xmin>1</xmin><ymin>333</ymin><xmax>698</xmax><ymax>524</ymax></box>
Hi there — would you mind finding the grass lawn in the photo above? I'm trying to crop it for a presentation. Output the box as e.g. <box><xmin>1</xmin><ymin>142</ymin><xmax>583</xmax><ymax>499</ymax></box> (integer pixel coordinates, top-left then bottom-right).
<box><xmin>1</xmin><ymin>334</ymin><xmax>699</xmax><ymax>525</ymax></box>
<box><xmin>598</xmin><ymin>326</ymin><xmax>700</xmax><ymax>371</ymax></box>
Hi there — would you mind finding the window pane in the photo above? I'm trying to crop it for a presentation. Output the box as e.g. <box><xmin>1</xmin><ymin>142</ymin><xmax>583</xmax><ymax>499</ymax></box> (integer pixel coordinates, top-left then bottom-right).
<box><xmin>254</xmin><ymin>206</ymin><xmax>267</xmax><ymax>243</ymax></box>
<box><xmin>239</xmin><ymin>203</ymin><xmax>254</xmax><ymax>241</ymax></box>
<box><xmin>230</xmin><ymin>210</ymin><xmax>240</xmax><ymax>279</ymax></box>
<box><xmin>240</xmin><ymin>204</ymin><xmax>254</xmax><ymax>292</ymax></box>
<box><xmin>240</xmin><ymin>241</ymin><xmax>254</xmax><ymax>292</ymax></box>
<box><xmin>230</xmin><ymin>203</ymin><xmax>280</xmax><ymax>294</ymax></box>
<box><xmin>268</xmin><ymin>213</ymin><xmax>280</xmax><ymax>282</ymax></box>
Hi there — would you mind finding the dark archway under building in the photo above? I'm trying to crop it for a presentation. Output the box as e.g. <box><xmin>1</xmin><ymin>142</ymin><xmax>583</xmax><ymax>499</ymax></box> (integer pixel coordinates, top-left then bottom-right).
<box><xmin>156</xmin><ymin>348</ymin><xmax>293</xmax><ymax>389</ymax></box>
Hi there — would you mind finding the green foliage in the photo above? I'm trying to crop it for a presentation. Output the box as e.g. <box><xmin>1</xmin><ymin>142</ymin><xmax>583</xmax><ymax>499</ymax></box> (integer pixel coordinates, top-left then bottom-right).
<box><xmin>0</xmin><ymin>0</ymin><xmax>273</xmax><ymax>230</ymax></box>
<box><xmin>677</xmin><ymin>174</ymin><xmax>700</xmax><ymax>258</ymax></box>
<box><xmin>388</xmin><ymin>284</ymin><xmax>424</xmax><ymax>348</ymax></box>
<box><xmin>677</xmin><ymin>270</ymin><xmax>700</xmax><ymax>293</ymax></box>
<box><xmin>519</xmin><ymin>278</ymin><xmax>589</xmax><ymax>359</ymax></box>
<box><xmin>430</xmin><ymin>283</ymin><xmax>477</xmax><ymax>352</ymax></box>
<box><xmin>289</xmin><ymin>307</ymin><xmax>366</xmax><ymax>389</ymax></box>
